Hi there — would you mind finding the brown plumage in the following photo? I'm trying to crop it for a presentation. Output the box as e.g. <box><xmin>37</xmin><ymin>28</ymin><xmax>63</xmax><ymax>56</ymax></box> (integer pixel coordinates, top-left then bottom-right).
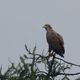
<box><xmin>43</xmin><ymin>24</ymin><xmax>65</xmax><ymax>57</ymax></box>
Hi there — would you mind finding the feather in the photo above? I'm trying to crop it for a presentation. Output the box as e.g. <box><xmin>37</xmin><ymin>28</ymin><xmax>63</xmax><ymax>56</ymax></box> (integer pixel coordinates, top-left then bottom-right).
<box><xmin>43</xmin><ymin>24</ymin><xmax>65</xmax><ymax>57</ymax></box>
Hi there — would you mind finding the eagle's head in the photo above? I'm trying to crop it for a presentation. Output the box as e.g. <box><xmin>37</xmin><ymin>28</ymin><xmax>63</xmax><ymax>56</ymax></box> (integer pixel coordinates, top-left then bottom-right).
<box><xmin>43</xmin><ymin>24</ymin><xmax>52</xmax><ymax>31</ymax></box>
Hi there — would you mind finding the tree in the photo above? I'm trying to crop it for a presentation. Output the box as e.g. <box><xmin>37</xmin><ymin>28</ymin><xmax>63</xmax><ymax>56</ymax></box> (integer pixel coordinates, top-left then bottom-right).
<box><xmin>0</xmin><ymin>44</ymin><xmax>80</xmax><ymax>80</ymax></box>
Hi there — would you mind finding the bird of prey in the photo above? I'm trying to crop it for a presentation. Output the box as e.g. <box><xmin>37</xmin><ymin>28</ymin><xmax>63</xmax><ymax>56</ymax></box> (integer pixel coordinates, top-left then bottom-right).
<box><xmin>43</xmin><ymin>24</ymin><xmax>65</xmax><ymax>57</ymax></box>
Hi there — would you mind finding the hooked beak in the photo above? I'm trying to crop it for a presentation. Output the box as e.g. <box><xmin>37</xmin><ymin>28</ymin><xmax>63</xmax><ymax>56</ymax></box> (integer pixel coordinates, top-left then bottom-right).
<box><xmin>43</xmin><ymin>25</ymin><xmax>46</xmax><ymax>29</ymax></box>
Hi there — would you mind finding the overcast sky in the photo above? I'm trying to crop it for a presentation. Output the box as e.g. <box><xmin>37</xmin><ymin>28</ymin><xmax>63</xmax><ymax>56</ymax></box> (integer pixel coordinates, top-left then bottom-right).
<box><xmin>0</xmin><ymin>0</ymin><xmax>80</xmax><ymax>79</ymax></box>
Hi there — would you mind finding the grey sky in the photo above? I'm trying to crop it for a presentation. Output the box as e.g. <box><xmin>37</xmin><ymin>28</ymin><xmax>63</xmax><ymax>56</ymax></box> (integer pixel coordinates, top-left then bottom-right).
<box><xmin>0</xmin><ymin>0</ymin><xmax>80</xmax><ymax>79</ymax></box>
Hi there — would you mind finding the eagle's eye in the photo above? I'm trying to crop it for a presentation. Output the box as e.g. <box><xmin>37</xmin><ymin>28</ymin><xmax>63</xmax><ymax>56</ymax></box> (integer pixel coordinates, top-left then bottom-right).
<box><xmin>43</xmin><ymin>24</ymin><xmax>52</xmax><ymax>30</ymax></box>
<box><xmin>45</xmin><ymin>24</ymin><xmax>52</xmax><ymax>29</ymax></box>
<box><xmin>45</xmin><ymin>24</ymin><xmax>49</xmax><ymax>27</ymax></box>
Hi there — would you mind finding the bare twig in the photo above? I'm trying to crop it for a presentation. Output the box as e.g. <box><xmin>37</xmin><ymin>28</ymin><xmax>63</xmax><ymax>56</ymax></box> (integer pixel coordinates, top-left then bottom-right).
<box><xmin>58</xmin><ymin>72</ymin><xmax>80</xmax><ymax>76</ymax></box>
<box><xmin>55</xmin><ymin>57</ymin><xmax>80</xmax><ymax>67</ymax></box>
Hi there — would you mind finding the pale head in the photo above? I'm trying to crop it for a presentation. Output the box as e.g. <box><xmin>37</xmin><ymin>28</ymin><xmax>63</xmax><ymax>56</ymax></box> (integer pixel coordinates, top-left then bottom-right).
<box><xmin>43</xmin><ymin>24</ymin><xmax>52</xmax><ymax>31</ymax></box>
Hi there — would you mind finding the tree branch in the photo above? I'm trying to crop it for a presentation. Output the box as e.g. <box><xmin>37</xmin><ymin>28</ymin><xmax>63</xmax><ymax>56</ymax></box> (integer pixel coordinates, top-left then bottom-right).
<box><xmin>58</xmin><ymin>72</ymin><xmax>80</xmax><ymax>76</ymax></box>
<box><xmin>55</xmin><ymin>57</ymin><xmax>80</xmax><ymax>67</ymax></box>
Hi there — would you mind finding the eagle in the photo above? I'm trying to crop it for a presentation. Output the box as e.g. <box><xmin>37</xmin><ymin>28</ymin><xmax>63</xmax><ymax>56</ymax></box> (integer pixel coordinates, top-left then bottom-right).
<box><xmin>43</xmin><ymin>24</ymin><xmax>65</xmax><ymax>57</ymax></box>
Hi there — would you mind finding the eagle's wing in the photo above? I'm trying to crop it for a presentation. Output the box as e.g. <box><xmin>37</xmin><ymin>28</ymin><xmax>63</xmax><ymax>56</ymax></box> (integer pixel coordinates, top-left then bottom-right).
<box><xmin>47</xmin><ymin>31</ymin><xmax>60</xmax><ymax>45</ymax></box>
<box><xmin>56</xmin><ymin>33</ymin><xmax>64</xmax><ymax>45</ymax></box>
<box><xmin>56</xmin><ymin>33</ymin><xmax>65</xmax><ymax>53</ymax></box>
<box><xmin>47</xmin><ymin>31</ymin><xmax>65</xmax><ymax>57</ymax></box>
<box><xmin>47</xmin><ymin>31</ymin><xmax>60</xmax><ymax>51</ymax></box>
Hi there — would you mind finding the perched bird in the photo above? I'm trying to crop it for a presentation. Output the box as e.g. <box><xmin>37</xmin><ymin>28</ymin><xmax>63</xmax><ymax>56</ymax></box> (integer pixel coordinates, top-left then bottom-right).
<box><xmin>43</xmin><ymin>24</ymin><xmax>65</xmax><ymax>57</ymax></box>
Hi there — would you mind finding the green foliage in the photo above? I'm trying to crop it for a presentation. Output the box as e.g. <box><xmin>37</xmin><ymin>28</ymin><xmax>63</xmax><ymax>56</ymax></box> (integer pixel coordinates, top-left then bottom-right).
<box><xmin>0</xmin><ymin>45</ymin><xmax>80</xmax><ymax>80</ymax></box>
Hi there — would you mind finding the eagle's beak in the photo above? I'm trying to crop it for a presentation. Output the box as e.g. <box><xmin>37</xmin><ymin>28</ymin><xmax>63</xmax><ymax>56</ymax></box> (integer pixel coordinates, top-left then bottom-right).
<box><xmin>43</xmin><ymin>25</ymin><xmax>46</xmax><ymax>29</ymax></box>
